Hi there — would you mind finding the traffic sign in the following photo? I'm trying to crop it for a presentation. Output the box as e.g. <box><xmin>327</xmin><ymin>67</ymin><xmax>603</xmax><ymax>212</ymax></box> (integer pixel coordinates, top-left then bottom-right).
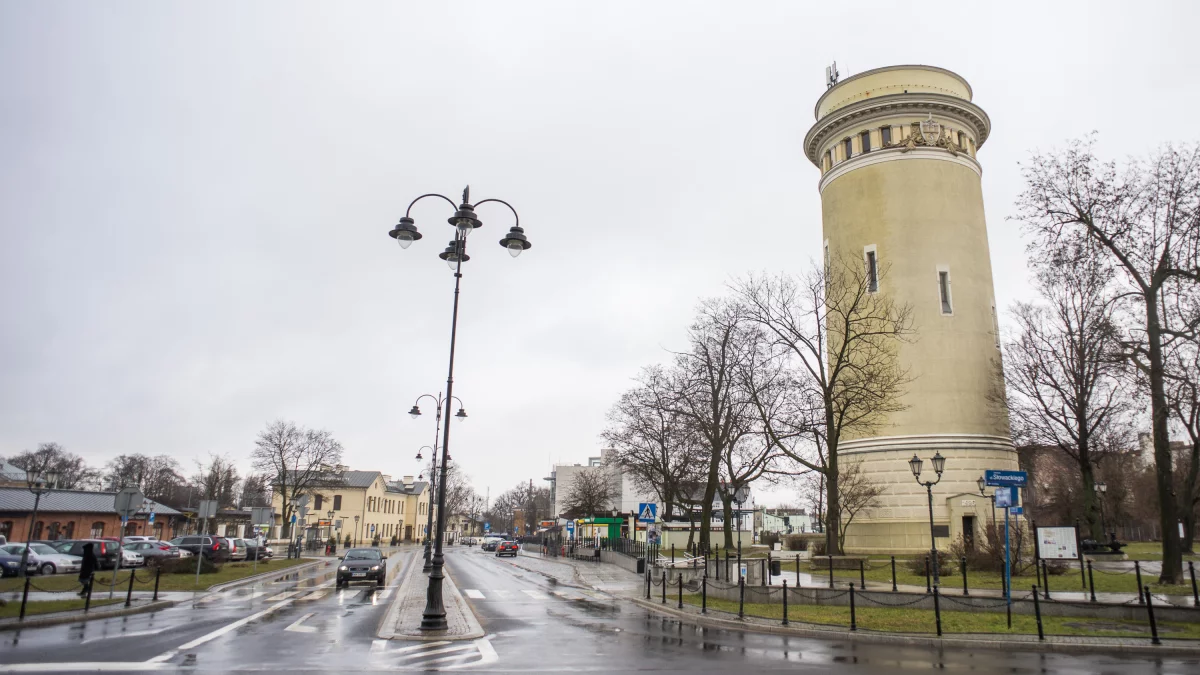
<box><xmin>484</xmin><ymin>522</ymin><xmax>491</xmax><ymax>532</ymax></box>
<box><xmin>290</xmin><ymin>514</ymin><xmax>297</xmax><ymax>524</ymax></box>
<box><xmin>113</xmin><ymin>487</ymin><xmax>145</xmax><ymax>519</ymax></box>
<box><xmin>637</xmin><ymin>503</ymin><xmax>657</xmax><ymax>523</ymax></box>
<box><xmin>1010</xmin><ymin>506</ymin><xmax>1024</xmax><ymax>515</ymax></box>
<box><xmin>251</xmin><ymin>507</ymin><xmax>274</xmax><ymax>525</ymax></box>
<box><xmin>148</xmin><ymin>511</ymin><xmax>155</xmax><ymax>524</ymax></box>
<box><xmin>985</xmin><ymin>470</ymin><xmax>1028</xmax><ymax>487</ymax></box>
<box><xmin>994</xmin><ymin>486</ymin><xmax>1020</xmax><ymax>508</ymax></box>
<box><xmin>198</xmin><ymin>500</ymin><xmax>219</xmax><ymax>519</ymax></box>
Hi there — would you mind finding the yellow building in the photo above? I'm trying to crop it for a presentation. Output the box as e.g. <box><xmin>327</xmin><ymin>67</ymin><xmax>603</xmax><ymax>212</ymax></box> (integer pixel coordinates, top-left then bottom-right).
<box><xmin>271</xmin><ymin>470</ymin><xmax>431</xmax><ymax>545</ymax></box>
<box><xmin>802</xmin><ymin>64</ymin><xmax>1018</xmax><ymax>552</ymax></box>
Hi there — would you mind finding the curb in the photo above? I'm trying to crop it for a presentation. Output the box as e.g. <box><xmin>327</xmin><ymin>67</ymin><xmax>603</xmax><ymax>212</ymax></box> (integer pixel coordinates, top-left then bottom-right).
<box><xmin>0</xmin><ymin>599</ymin><xmax>180</xmax><ymax>632</ymax></box>
<box><xmin>628</xmin><ymin>596</ymin><xmax>1200</xmax><ymax>657</ymax></box>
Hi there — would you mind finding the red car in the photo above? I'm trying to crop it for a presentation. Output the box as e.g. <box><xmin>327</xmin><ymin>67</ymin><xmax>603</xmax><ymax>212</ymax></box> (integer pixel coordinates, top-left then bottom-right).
<box><xmin>495</xmin><ymin>541</ymin><xmax>518</xmax><ymax>557</ymax></box>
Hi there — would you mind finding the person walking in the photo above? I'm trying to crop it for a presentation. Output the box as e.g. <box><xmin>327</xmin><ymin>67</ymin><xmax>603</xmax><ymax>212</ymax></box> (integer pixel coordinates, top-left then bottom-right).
<box><xmin>78</xmin><ymin>542</ymin><xmax>97</xmax><ymax>598</ymax></box>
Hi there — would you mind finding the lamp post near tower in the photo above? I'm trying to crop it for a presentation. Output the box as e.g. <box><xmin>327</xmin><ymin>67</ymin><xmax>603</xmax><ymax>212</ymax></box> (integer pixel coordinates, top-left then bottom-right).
<box><xmin>910</xmin><ymin>452</ymin><xmax>947</xmax><ymax>586</ymax></box>
<box><xmin>388</xmin><ymin>186</ymin><xmax>530</xmax><ymax>632</ymax></box>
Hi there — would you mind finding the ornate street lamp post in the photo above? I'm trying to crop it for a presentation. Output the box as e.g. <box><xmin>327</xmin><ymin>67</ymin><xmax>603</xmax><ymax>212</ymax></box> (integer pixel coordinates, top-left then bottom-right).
<box><xmin>909</xmin><ymin>452</ymin><xmax>946</xmax><ymax>586</ymax></box>
<box><xmin>976</xmin><ymin>476</ymin><xmax>996</xmax><ymax>528</ymax></box>
<box><xmin>389</xmin><ymin>186</ymin><xmax>530</xmax><ymax>631</ymax></box>
<box><xmin>19</xmin><ymin>469</ymin><xmax>56</xmax><ymax>578</ymax></box>
<box><xmin>411</xmin><ymin>394</ymin><xmax>467</xmax><ymax>572</ymax></box>
<box><xmin>1095</xmin><ymin>481</ymin><xmax>1108</xmax><ymax>540</ymax></box>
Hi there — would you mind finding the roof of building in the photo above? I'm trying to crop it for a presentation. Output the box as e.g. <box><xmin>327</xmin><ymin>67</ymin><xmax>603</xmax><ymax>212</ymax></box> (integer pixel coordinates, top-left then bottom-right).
<box><xmin>385</xmin><ymin>480</ymin><xmax>429</xmax><ymax>496</ymax></box>
<box><xmin>0</xmin><ymin>487</ymin><xmax>182</xmax><ymax>516</ymax></box>
<box><xmin>0</xmin><ymin>460</ymin><xmax>28</xmax><ymax>483</ymax></box>
<box><xmin>279</xmin><ymin>470</ymin><xmax>381</xmax><ymax>489</ymax></box>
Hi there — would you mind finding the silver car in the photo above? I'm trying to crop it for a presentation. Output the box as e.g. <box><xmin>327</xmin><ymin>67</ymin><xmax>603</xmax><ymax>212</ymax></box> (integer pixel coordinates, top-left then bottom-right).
<box><xmin>0</xmin><ymin>543</ymin><xmax>82</xmax><ymax>575</ymax></box>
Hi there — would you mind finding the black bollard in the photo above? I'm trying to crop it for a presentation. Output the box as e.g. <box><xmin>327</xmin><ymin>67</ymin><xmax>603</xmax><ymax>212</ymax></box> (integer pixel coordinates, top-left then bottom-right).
<box><xmin>671</xmin><ymin>544</ymin><xmax>675</xmax><ymax>565</ymax></box>
<box><xmin>961</xmin><ymin>556</ymin><xmax>969</xmax><ymax>596</ymax></box>
<box><xmin>1135</xmin><ymin>560</ymin><xmax>1145</xmax><ymax>604</ymax></box>
<box><xmin>782</xmin><ymin>579</ymin><xmax>789</xmax><ymax>625</ymax></box>
<box><xmin>678</xmin><ymin>574</ymin><xmax>683</xmax><ymax>609</ymax></box>
<box><xmin>849</xmin><ymin>583</ymin><xmax>857</xmax><ymax>632</ymax></box>
<box><xmin>891</xmin><ymin>555</ymin><xmax>897</xmax><ymax>592</ymax></box>
<box><xmin>701</xmin><ymin>575</ymin><xmax>707</xmax><ymax>614</ymax></box>
<box><xmin>762</xmin><ymin>557</ymin><xmax>767</xmax><ymax>586</ymax></box>
<box><xmin>1144</xmin><ymin>585</ymin><xmax>1161</xmax><ymax>645</ymax></box>
<box><xmin>1041</xmin><ymin>561</ymin><xmax>1051</xmax><ymax>600</ymax></box>
<box><xmin>828</xmin><ymin>555</ymin><xmax>834</xmax><ymax>589</ymax></box>
<box><xmin>153</xmin><ymin>565</ymin><xmax>162</xmax><ymax>602</ymax></box>
<box><xmin>1087</xmin><ymin>561</ymin><xmax>1096</xmax><ymax>602</ymax></box>
<box><xmin>738</xmin><ymin>575</ymin><xmax>745</xmax><ymax>619</ymax></box>
<box><xmin>925</xmin><ymin>556</ymin><xmax>931</xmax><ymax>593</ymax></box>
<box><xmin>859</xmin><ymin>559</ymin><xmax>866</xmax><ymax>589</ymax></box>
<box><xmin>1190</xmin><ymin>561</ymin><xmax>1199</xmax><ymax>607</ymax></box>
<box><xmin>1032</xmin><ymin>585</ymin><xmax>1044</xmax><ymax>641</ymax></box>
<box><xmin>125</xmin><ymin>569</ymin><xmax>136</xmax><ymax>607</ymax></box>
<box><xmin>932</xmin><ymin>584</ymin><xmax>942</xmax><ymax>636</ymax></box>
<box><xmin>796</xmin><ymin>554</ymin><xmax>800</xmax><ymax>587</ymax></box>
<box><xmin>84</xmin><ymin>575</ymin><xmax>93</xmax><ymax>613</ymax></box>
<box><xmin>645</xmin><ymin>567</ymin><xmax>651</xmax><ymax>600</ymax></box>
<box><xmin>662</xmin><ymin>571</ymin><xmax>667</xmax><ymax>604</ymax></box>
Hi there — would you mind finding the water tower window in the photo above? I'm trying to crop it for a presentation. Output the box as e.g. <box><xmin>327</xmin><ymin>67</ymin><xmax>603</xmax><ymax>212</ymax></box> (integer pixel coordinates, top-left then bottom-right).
<box><xmin>825</xmin><ymin>149</ymin><xmax>832</xmax><ymax>170</ymax></box>
<box><xmin>860</xmin><ymin>131</ymin><xmax>871</xmax><ymax>153</ymax></box>
<box><xmin>938</xmin><ymin>269</ymin><xmax>953</xmax><ymax>315</ymax></box>
<box><xmin>881</xmin><ymin>126</ymin><xmax>892</xmax><ymax>145</ymax></box>
<box><xmin>843</xmin><ymin>138</ymin><xmax>853</xmax><ymax>159</ymax></box>
<box><xmin>957</xmin><ymin>131</ymin><xmax>966</xmax><ymax>148</ymax></box>
<box><xmin>864</xmin><ymin>245</ymin><xmax>878</xmax><ymax>293</ymax></box>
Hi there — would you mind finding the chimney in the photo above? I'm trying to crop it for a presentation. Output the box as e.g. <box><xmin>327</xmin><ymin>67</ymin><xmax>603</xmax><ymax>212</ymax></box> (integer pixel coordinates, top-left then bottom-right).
<box><xmin>403</xmin><ymin>476</ymin><xmax>414</xmax><ymax>485</ymax></box>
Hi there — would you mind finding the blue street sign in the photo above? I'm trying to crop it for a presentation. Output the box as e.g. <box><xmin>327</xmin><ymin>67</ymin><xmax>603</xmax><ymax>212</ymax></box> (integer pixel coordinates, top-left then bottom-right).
<box><xmin>148</xmin><ymin>512</ymin><xmax>155</xmax><ymax>524</ymax></box>
<box><xmin>484</xmin><ymin>522</ymin><xmax>491</xmax><ymax>532</ymax></box>
<box><xmin>566</xmin><ymin>522</ymin><xmax>575</xmax><ymax>532</ymax></box>
<box><xmin>985</xmin><ymin>470</ymin><xmax>1028</xmax><ymax>487</ymax></box>
<box><xmin>290</xmin><ymin>514</ymin><xmax>297</xmax><ymax>524</ymax></box>
<box><xmin>637</xmin><ymin>503</ymin><xmax>658</xmax><ymax>523</ymax></box>
<box><xmin>1010</xmin><ymin>506</ymin><xmax>1024</xmax><ymax>515</ymax></box>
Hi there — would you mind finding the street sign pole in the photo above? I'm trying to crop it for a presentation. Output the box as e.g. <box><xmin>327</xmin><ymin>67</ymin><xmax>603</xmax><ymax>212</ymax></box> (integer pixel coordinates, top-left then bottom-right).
<box><xmin>1004</xmin><ymin>506</ymin><xmax>1011</xmax><ymax>628</ymax></box>
<box><xmin>109</xmin><ymin>515</ymin><xmax>127</xmax><ymax>599</ymax></box>
<box><xmin>195</xmin><ymin>516</ymin><xmax>207</xmax><ymax>586</ymax></box>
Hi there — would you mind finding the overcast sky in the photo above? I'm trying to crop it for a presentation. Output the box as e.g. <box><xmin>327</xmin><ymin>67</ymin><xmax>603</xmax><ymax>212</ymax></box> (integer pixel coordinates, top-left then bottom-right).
<box><xmin>2</xmin><ymin>2</ymin><xmax>1197</xmax><ymax>507</ymax></box>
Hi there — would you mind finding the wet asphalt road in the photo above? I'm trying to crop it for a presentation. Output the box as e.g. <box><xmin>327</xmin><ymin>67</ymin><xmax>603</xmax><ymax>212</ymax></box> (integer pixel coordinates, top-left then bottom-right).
<box><xmin>0</xmin><ymin>545</ymin><xmax>1197</xmax><ymax>673</ymax></box>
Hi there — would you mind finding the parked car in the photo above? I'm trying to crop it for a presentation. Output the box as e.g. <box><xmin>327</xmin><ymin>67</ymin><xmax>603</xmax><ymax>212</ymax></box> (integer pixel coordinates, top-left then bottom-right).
<box><xmin>494</xmin><ymin>541</ymin><xmax>519</xmax><ymax>558</ymax></box>
<box><xmin>124</xmin><ymin>540</ymin><xmax>181</xmax><ymax>563</ymax></box>
<box><xmin>336</xmin><ymin>548</ymin><xmax>386</xmax><ymax>587</ymax></box>
<box><xmin>0</xmin><ymin>551</ymin><xmax>35</xmax><ymax>577</ymax></box>
<box><xmin>226</xmin><ymin>538</ymin><xmax>248</xmax><ymax>562</ymax></box>
<box><xmin>233</xmin><ymin>538</ymin><xmax>268</xmax><ymax>561</ymax></box>
<box><xmin>169</xmin><ymin>536</ymin><xmax>231</xmax><ymax>562</ymax></box>
<box><xmin>122</xmin><ymin>536</ymin><xmax>159</xmax><ymax>544</ymax></box>
<box><xmin>0</xmin><ymin>543</ymin><xmax>83</xmax><ymax>575</ymax></box>
<box><xmin>122</xmin><ymin>549</ymin><xmax>145</xmax><ymax>567</ymax></box>
<box><xmin>46</xmin><ymin>539</ymin><xmax>123</xmax><ymax>570</ymax></box>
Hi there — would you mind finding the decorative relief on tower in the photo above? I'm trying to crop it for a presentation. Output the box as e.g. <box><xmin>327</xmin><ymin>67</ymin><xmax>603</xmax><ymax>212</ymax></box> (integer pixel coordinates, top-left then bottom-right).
<box><xmin>882</xmin><ymin>114</ymin><xmax>964</xmax><ymax>156</ymax></box>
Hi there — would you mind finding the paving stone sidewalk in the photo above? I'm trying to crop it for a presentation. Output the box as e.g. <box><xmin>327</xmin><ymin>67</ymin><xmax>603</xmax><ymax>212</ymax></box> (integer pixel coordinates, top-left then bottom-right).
<box><xmin>378</xmin><ymin>550</ymin><xmax>484</xmax><ymax>641</ymax></box>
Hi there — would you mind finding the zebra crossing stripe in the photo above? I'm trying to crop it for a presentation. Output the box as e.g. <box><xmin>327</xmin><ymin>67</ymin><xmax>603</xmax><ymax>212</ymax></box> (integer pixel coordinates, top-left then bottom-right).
<box><xmin>521</xmin><ymin>589</ymin><xmax>548</xmax><ymax>599</ymax></box>
<box><xmin>394</xmin><ymin>644</ymin><xmax>477</xmax><ymax>661</ymax></box>
<box><xmin>464</xmin><ymin>589</ymin><xmax>485</xmax><ymax>599</ymax></box>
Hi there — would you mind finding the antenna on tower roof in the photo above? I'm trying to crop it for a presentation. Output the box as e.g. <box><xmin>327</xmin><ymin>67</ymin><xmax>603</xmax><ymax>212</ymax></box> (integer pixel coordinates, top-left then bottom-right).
<box><xmin>825</xmin><ymin>61</ymin><xmax>840</xmax><ymax>89</ymax></box>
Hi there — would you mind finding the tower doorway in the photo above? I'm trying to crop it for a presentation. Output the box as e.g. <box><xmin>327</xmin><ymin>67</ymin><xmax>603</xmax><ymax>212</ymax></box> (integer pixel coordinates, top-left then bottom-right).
<box><xmin>962</xmin><ymin>515</ymin><xmax>977</xmax><ymax>550</ymax></box>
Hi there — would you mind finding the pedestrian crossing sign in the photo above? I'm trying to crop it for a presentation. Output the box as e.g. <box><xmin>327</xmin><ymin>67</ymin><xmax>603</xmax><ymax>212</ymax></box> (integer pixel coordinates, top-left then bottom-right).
<box><xmin>637</xmin><ymin>503</ymin><xmax>657</xmax><ymax>523</ymax></box>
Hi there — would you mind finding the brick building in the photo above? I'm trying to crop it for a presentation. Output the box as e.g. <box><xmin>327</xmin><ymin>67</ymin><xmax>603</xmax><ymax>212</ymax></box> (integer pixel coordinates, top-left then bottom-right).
<box><xmin>0</xmin><ymin>487</ymin><xmax>184</xmax><ymax>542</ymax></box>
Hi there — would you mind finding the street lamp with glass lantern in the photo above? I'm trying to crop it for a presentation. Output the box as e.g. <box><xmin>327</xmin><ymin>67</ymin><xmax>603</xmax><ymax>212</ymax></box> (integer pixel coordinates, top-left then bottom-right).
<box><xmin>909</xmin><ymin>452</ymin><xmax>947</xmax><ymax>586</ymax></box>
<box><xmin>19</xmin><ymin>469</ymin><xmax>56</xmax><ymax>578</ymax></box>
<box><xmin>1095</xmin><ymin>481</ymin><xmax>1108</xmax><ymax>540</ymax></box>
<box><xmin>976</xmin><ymin>476</ymin><xmax>996</xmax><ymax>528</ymax></box>
<box><xmin>326</xmin><ymin>510</ymin><xmax>335</xmax><ymax>543</ymax></box>
<box><xmin>410</xmin><ymin>394</ymin><xmax>467</xmax><ymax>572</ymax></box>
<box><xmin>353</xmin><ymin>515</ymin><xmax>360</xmax><ymax>546</ymax></box>
<box><xmin>389</xmin><ymin>186</ymin><xmax>529</xmax><ymax>631</ymax></box>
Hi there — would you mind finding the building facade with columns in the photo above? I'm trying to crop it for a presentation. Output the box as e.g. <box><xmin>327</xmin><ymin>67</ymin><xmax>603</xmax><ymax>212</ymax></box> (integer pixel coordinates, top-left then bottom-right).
<box><xmin>802</xmin><ymin>64</ymin><xmax>1018</xmax><ymax>552</ymax></box>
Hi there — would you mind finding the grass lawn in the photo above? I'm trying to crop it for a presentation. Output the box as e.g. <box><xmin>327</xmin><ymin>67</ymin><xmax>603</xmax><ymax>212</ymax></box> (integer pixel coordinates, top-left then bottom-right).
<box><xmin>1120</xmin><ymin>542</ymin><xmax>1199</xmax><ymax>561</ymax></box>
<box><xmin>682</xmin><ymin>595</ymin><xmax>1200</xmax><ymax>640</ymax></box>
<box><xmin>0</xmin><ymin>557</ymin><xmax>316</xmax><ymax>594</ymax></box>
<box><xmin>0</xmin><ymin>598</ymin><xmax>124</xmax><ymax>619</ymax></box>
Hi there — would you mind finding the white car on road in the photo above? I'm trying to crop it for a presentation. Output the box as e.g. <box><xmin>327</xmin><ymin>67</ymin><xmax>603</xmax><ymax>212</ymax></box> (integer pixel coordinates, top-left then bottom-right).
<box><xmin>0</xmin><ymin>543</ymin><xmax>82</xmax><ymax>575</ymax></box>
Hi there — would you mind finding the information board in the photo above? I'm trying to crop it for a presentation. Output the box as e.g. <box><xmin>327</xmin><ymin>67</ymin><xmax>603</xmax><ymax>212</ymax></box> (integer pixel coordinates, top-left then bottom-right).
<box><xmin>1037</xmin><ymin>526</ymin><xmax>1079</xmax><ymax>560</ymax></box>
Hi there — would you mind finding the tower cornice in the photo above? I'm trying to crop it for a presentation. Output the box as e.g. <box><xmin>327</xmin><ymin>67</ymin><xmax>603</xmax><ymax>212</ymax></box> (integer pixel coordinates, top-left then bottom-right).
<box><xmin>803</xmin><ymin>93</ymin><xmax>991</xmax><ymax>167</ymax></box>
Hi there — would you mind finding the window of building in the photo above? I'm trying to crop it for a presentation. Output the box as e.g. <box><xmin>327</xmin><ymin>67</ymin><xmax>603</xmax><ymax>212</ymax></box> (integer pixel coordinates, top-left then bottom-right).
<box><xmin>957</xmin><ymin>131</ymin><xmax>966</xmax><ymax>148</ymax></box>
<box><xmin>860</xmin><ymin>131</ymin><xmax>871</xmax><ymax>153</ymax></box>
<box><xmin>938</xmin><ymin>268</ymin><xmax>953</xmax><ymax>314</ymax></box>
<box><xmin>32</xmin><ymin>521</ymin><xmax>44</xmax><ymax>539</ymax></box>
<box><xmin>64</xmin><ymin>521</ymin><xmax>75</xmax><ymax>539</ymax></box>
<box><xmin>314</xmin><ymin>494</ymin><xmax>323</xmax><ymax>510</ymax></box>
<box><xmin>90</xmin><ymin>521</ymin><xmax>105</xmax><ymax>538</ymax></box>
<box><xmin>0</xmin><ymin>521</ymin><xmax>11</xmax><ymax>540</ymax></box>
<box><xmin>843</xmin><ymin>137</ymin><xmax>852</xmax><ymax>159</ymax></box>
<box><xmin>333</xmin><ymin>495</ymin><xmax>341</xmax><ymax>511</ymax></box>
<box><xmin>823</xmin><ymin>239</ymin><xmax>830</xmax><ymax>270</ymax></box>
<box><xmin>864</xmin><ymin>245</ymin><xmax>879</xmax><ymax>293</ymax></box>
<box><xmin>824</xmin><ymin>149</ymin><xmax>832</xmax><ymax>169</ymax></box>
<box><xmin>881</xmin><ymin>125</ymin><xmax>892</xmax><ymax>145</ymax></box>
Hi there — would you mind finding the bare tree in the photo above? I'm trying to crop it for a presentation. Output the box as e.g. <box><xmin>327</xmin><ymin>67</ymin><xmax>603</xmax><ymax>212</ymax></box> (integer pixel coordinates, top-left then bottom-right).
<box><xmin>735</xmin><ymin>256</ymin><xmax>913</xmax><ymax>555</ymax></box>
<box><xmin>252</xmin><ymin>420</ymin><xmax>345</xmax><ymax>539</ymax></box>
<box><xmin>192</xmin><ymin>454</ymin><xmax>239</xmax><ymax>509</ymax></box>
<box><xmin>7</xmin><ymin>442</ymin><xmax>100</xmax><ymax>489</ymax></box>
<box><xmin>239</xmin><ymin>474</ymin><xmax>271</xmax><ymax>508</ymax></box>
<box><xmin>669</xmin><ymin>298</ymin><xmax>761</xmax><ymax>553</ymax></box>
<box><xmin>835</xmin><ymin>459</ymin><xmax>884</xmax><ymax>553</ymax></box>
<box><xmin>1003</xmin><ymin>252</ymin><xmax>1132</xmax><ymax>540</ymax></box>
<box><xmin>1165</xmin><ymin>281</ymin><xmax>1200</xmax><ymax>551</ymax></box>
<box><xmin>559</xmin><ymin>465</ymin><xmax>619</xmax><ymax>518</ymax></box>
<box><xmin>440</xmin><ymin>464</ymin><xmax>477</xmax><ymax>523</ymax></box>
<box><xmin>1015</xmin><ymin>138</ymin><xmax>1200</xmax><ymax>582</ymax></box>
<box><xmin>104</xmin><ymin>454</ymin><xmax>187</xmax><ymax>503</ymax></box>
<box><xmin>604</xmin><ymin>365</ymin><xmax>708</xmax><ymax>523</ymax></box>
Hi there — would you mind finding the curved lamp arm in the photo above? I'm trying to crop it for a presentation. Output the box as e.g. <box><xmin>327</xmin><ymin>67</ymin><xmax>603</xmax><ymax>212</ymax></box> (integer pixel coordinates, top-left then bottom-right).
<box><xmin>404</xmin><ymin>193</ymin><xmax>458</xmax><ymax>217</ymax></box>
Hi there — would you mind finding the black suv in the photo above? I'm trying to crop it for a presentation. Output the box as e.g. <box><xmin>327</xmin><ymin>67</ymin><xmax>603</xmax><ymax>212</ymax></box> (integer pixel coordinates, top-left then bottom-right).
<box><xmin>51</xmin><ymin>539</ymin><xmax>123</xmax><ymax>570</ymax></box>
<box><xmin>170</xmin><ymin>536</ymin><xmax>231</xmax><ymax>562</ymax></box>
<box><xmin>336</xmin><ymin>548</ymin><xmax>386</xmax><ymax>587</ymax></box>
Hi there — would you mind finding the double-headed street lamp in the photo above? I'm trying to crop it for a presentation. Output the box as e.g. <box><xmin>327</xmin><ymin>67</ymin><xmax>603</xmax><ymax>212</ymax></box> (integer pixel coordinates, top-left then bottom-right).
<box><xmin>412</xmin><ymin>392</ymin><xmax>466</xmax><ymax>572</ymax></box>
<box><xmin>389</xmin><ymin>186</ymin><xmax>529</xmax><ymax>632</ymax></box>
<box><xmin>909</xmin><ymin>452</ymin><xmax>946</xmax><ymax>586</ymax></box>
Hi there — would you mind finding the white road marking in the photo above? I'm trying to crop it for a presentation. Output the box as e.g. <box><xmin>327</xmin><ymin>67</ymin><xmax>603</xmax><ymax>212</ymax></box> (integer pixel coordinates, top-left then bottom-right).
<box><xmin>369</xmin><ymin>639</ymin><xmax>389</xmax><ymax>653</ymax></box>
<box><xmin>284</xmin><ymin>611</ymin><xmax>317</xmax><ymax>633</ymax></box>
<box><xmin>148</xmin><ymin>597</ymin><xmax>294</xmax><ymax>663</ymax></box>
<box><xmin>521</xmin><ymin>589</ymin><xmax>547</xmax><ymax>600</ymax></box>
<box><xmin>80</xmin><ymin>627</ymin><xmax>168</xmax><ymax>644</ymax></box>
<box><xmin>265</xmin><ymin>590</ymin><xmax>300</xmax><ymax>601</ymax></box>
<box><xmin>0</xmin><ymin>663</ymin><xmax>163</xmax><ymax>672</ymax></box>
<box><xmin>376</xmin><ymin>588</ymin><xmax>394</xmax><ymax>600</ymax></box>
<box><xmin>297</xmin><ymin>590</ymin><xmax>327</xmax><ymax>601</ymax></box>
<box><xmin>395</xmin><ymin>643</ymin><xmax>478</xmax><ymax>661</ymax></box>
<box><xmin>464</xmin><ymin>589</ymin><xmax>485</xmax><ymax>599</ymax></box>
<box><xmin>390</xmin><ymin>640</ymin><xmax>451</xmax><ymax>654</ymax></box>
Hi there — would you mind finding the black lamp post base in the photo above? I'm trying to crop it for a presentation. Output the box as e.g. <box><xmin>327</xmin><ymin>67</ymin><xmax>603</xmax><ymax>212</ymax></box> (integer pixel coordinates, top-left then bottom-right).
<box><xmin>419</xmin><ymin>557</ymin><xmax>449</xmax><ymax>631</ymax></box>
<box><xmin>422</xmin><ymin>541</ymin><xmax>433</xmax><ymax>573</ymax></box>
